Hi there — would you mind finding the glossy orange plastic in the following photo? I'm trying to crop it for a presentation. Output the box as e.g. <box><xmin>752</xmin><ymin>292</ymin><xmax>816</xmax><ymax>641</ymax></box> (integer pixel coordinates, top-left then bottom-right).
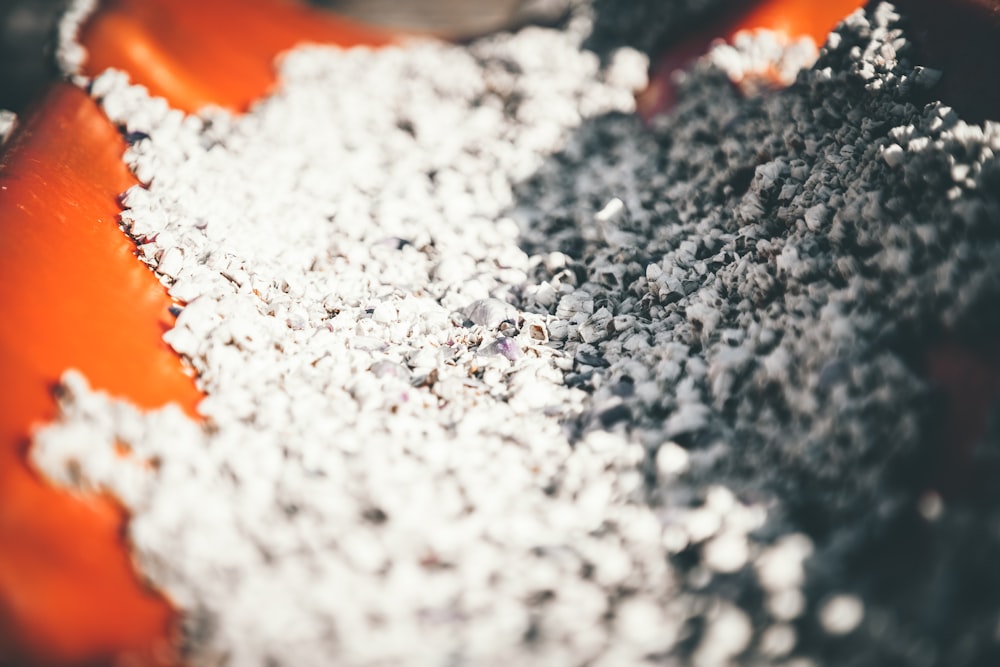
<box><xmin>1</xmin><ymin>1</ymin><xmax>393</xmax><ymax>663</ymax></box>
<box><xmin>80</xmin><ymin>0</ymin><xmax>396</xmax><ymax>113</ymax></box>
<box><xmin>0</xmin><ymin>84</ymin><xmax>201</xmax><ymax>666</ymax></box>
<box><xmin>638</xmin><ymin>0</ymin><xmax>866</xmax><ymax>119</ymax></box>
<box><xmin>732</xmin><ymin>0</ymin><xmax>866</xmax><ymax>45</ymax></box>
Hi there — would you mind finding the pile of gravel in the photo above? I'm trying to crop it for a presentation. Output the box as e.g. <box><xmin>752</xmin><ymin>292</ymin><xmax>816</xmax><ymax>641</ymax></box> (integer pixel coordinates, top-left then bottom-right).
<box><xmin>32</xmin><ymin>2</ymin><xmax>1000</xmax><ymax>665</ymax></box>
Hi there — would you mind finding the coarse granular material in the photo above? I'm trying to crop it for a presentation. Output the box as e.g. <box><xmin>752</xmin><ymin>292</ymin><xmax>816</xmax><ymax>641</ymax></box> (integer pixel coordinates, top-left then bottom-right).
<box><xmin>31</xmin><ymin>2</ymin><xmax>1000</xmax><ymax>666</ymax></box>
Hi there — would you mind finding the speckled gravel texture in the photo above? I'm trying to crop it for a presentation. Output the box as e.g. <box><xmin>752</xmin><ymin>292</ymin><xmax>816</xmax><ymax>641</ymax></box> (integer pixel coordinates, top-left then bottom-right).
<box><xmin>33</xmin><ymin>2</ymin><xmax>1000</xmax><ymax>666</ymax></box>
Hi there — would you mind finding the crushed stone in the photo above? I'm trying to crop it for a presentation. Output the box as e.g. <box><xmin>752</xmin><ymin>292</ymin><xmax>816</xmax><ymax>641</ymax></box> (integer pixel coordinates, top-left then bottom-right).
<box><xmin>31</xmin><ymin>1</ymin><xmax>1000</xmax><ymax>665</ymax></box>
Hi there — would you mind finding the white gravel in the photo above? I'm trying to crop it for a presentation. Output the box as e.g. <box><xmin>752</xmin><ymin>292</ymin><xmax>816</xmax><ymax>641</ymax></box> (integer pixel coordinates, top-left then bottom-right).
<box><xmin>31</xmin><ymin>1</ymin><xmax>1000</xmax><ymax>666</ymax></box>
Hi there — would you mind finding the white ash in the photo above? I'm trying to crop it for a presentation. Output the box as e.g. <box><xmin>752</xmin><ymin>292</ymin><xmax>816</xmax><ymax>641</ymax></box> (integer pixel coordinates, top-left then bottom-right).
<box><xmin>817</xmin><ymin>594</ymin><xmax>865</xmax><ymax>637</ymax></box>
<box><xmin>36</xmin><ymin>1</ymin><xmax>1000</xmax><ymax>666</ymax></box>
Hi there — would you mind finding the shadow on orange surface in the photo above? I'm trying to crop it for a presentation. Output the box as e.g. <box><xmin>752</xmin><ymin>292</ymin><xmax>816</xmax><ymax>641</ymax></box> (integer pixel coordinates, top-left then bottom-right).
<box><xmin>0</xmin><ymin>84</ymin><xmax>199</xmax><ymax>666</ymax></box>
<box><xmin>81</xmin><ymin>0</ymin><xmax>396</xmax><ymax>113</ymax></box>
<box><xmin>1</xmin><ymin>0</ymin><xmax>395</xmax><ymax>663</ymax></box>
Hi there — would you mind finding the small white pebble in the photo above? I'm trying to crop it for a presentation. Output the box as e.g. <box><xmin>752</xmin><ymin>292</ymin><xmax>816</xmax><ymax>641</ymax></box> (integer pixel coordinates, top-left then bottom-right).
<box><xmin>615</xmin><ymin>597</ymin><xmax>676</xmax><ymax>653</ymax></box>
<box><xmin>756</xmin><ymin>533</ymin><xmax>813</xmax><ymax>592</ymax></box>
<box><xmin>655</xmin><ymin>442</ymin><xmax>690</xmax><ymax>477</ymax></box>
<box><xmin>372</xmin><ymin>302</ymin><xmax>397</xmax><ymax>324</ymax></box>
<box><xmin>684</xmin><ymin>507</ymin><xmax>722</xmax><ymax>543</ymax></box>
<box><xmin>917</xmin><ymin>491</ymin><xmax>944</xmax><ymax>521</ymax></box>
<box><xmin>703</xmin><ymin>532</ymin><xmax>749</xmax><ymax>573</ymax></box>
<box><xmin>819</xmin><ymin>594</ymin><xmax>865</xmax><ymax>635</ymax></box>
<box><xmin>661</xmin><ymin>525</ymin><xmax>689</xmax><ymax>554</ymax></box>
<box><xmin>0</xmin><ymin>110</ymin><xmax>16</xmax><ymax>144</ymax></box>
<box><xmin>705</xmin><ymin>486</ymin><xmax>736</xmax><ymax>514</ymax></box>
<box><xmin>285</xmin><ymin>310</ymin><xmax>307</xmax><ymax>330</ymax></box>
<box><xmin>882</xmin><ymin>143</ymin><xmax>905</xmax><ymax>168</ymax></box>
<box><xmin>768</xmin><ymin>589</ymin><xmax>806</xmax><ymax>621</ymax></box>
<box><xmin>465</xmin><ymin>298</ymin><xmax>517</xmax><ymax>329</ymax></box>
<box><xmin>604</xmin><ymin>47</ymin><xmax>649</xmax><ymax>92</ymax></box>
<box><xmin>760</xmin><ymin>623</ymin><xmax>797</xmax><ymax>658</ymax></box>
<box><xmin>695</xmin><ymin>604</ymin><xmax>753</xmax><ymax>663</ymax></box>
<box><xmin>595</xmin><ymin>197</ymin><xmax>626</xmax><ymax>224</ymax></box>
<box><xmin>803</xmin><ymin>203</ymin><xmax>828</xmax><ymax>231</ymax></box>
<box><xmin>158</xmin><ymin>247</ymin><xmax>184</xmax><ymax>278</ymax></box>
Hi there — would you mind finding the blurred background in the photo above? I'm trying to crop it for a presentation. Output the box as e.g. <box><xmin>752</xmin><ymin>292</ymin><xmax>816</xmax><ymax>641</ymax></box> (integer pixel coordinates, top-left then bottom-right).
<box><xmin>0</xmin><ymin>0</ymin><xmax>577</xmax><ymax>114</ymax></box>
<box><xmin>0</xmin><ymin>0</ymin><xmax>66</xmax><ymax>112</ymax></box>
<box><xmin>317</xmin><ymin>0</ymin><xmax>573</xmax><ymax>39</ymax></box>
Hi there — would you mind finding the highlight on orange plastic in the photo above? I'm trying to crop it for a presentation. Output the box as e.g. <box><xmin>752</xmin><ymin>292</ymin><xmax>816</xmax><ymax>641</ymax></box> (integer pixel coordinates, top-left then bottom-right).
<box><xmin>0</xmin><ymin>1</ymin><xmax>397</xmax><ymax>663</ymax></box>
<box><xmin>0</xmin><ymin>83</ymin><xmax>201</xmax><ymax>667</ymax></box>
<box><xmin>731</xmin><ymin>0</ymin><xmax>866</xmax><ymax>46</ymax></box>
<box><xmin>80</xmin><ymin>0</ymin><xmax>397</xmax><ymax>114</ymax></box>
<box><xmin>637</xmin><ymin>0</ymin><xmax>866</xmax><ymax>119</ymax></box>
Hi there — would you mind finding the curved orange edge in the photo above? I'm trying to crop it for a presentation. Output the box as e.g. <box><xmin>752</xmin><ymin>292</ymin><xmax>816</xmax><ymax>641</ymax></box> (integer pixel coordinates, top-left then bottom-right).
<box><xmin>730</xmin><ymin>0</ymin><xmax>866</xmax><ymax>47</ymax></box>
<box><xmin>81</xmin><ymin>0</ymin><xmax>397</xmax><ymax>114</ymax></box>
<box><xmin>0</xmin><ymin>84</ymin><xmax>198</xmax><ymax>667</ymax></box>
<box><xmin>638</xmin><ymin>0</ymin><xmax>866</xmax><ymax>120</ymax></box>
<box><xmin>2</xmin><ymin>1</ymin><xmax>395</xmax><ymax>665</ymax></box>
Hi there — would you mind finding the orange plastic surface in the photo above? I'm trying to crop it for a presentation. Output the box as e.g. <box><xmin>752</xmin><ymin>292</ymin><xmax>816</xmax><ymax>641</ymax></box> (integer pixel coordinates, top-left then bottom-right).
<box><xmin>0</xmin><ymin>84</ymin><xmax>201</xmax><ymax>666</ymax></box>
<box><xmin>638</xmin><ymin>0</ymin><xmax>866</xmax><ymax>119</ymax></box>
<box><xmin>730</xmin><ymin>0</ymin><xmax>866</xmax><ymax>46</ymax></box>
<box><xmin>1</xmin><ymin>1</ymin><xmax>394</xmax><ymax>663</ymax></box>
<box><xmin>81</xmin><ymin>0</ymin><xmax>395</xmax><ymax>114</ymax></box>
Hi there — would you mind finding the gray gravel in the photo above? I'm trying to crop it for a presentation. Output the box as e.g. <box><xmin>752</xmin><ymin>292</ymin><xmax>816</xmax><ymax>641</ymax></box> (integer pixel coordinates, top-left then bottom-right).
<box><xmin>31</xmin><ymin>2</ymin><xmax>1000</xmax><ymax>666</ymax></box>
